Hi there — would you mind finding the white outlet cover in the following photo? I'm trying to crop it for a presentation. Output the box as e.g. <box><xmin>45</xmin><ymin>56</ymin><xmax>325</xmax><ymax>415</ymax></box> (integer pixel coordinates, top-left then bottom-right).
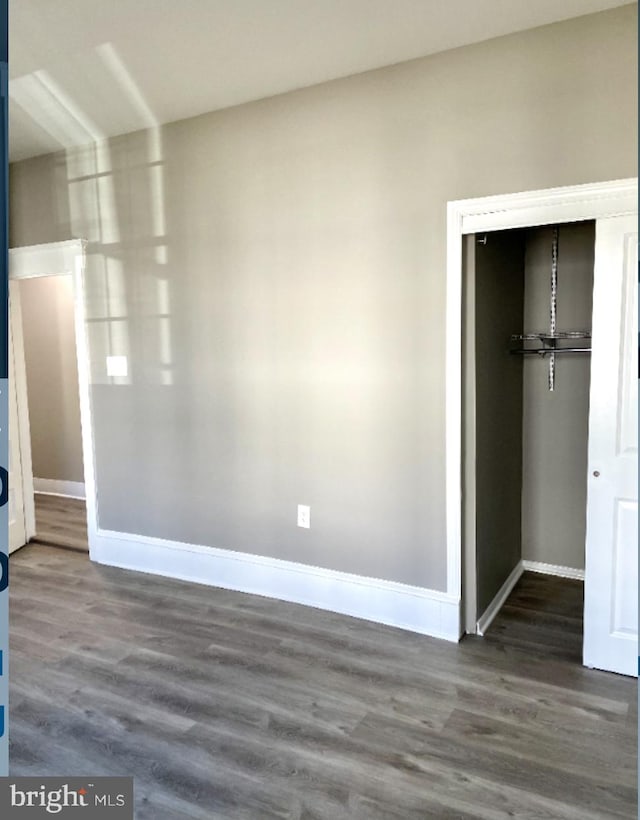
<box><xmin>106</xmin><ymin>355</ymin><xmax>128</xmax><ymax>377</ymax></box>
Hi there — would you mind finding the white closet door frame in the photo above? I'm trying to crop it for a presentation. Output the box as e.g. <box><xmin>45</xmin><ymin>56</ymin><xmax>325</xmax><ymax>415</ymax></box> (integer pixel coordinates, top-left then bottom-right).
<box><xmin>446</xmin><ymin>177</ymin><xmax>638</xmax><ymax>639</ymax></box>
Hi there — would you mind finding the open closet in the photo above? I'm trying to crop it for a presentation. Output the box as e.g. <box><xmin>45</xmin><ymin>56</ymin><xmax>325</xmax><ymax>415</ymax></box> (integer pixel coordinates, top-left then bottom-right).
<box><xmin>452</xmin><ymin>179</ymin><xmax>636</xmax><ymax>677</ymax></box>
<box><xmin>463</xmin><ymin>220</ymin><xmax>596</xmax><ymax>642</ymax></box>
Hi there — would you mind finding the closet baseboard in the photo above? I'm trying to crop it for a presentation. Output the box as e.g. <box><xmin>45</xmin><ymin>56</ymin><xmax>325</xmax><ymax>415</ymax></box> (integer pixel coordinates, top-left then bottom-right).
<box><xmin>522</xmin><ymin>560</ymin><xmax>585</xmax><ymax>581</ymax></box>
<box><xmin>476</xmin><ymin>560</ymin><xmax>524</xmax><ymax>636</ymax></box>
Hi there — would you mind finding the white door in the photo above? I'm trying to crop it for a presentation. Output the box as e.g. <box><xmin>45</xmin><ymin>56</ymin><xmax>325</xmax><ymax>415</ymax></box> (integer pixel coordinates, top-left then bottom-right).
<box><xmin>8</xmin><ymin>291</ymin><xmax>27</xmax><ymax>554</ymax></box>
<box><xmin>584</xmin><ymin>214</ymin><xmax>638</xmax><ymax>676</ymax></box>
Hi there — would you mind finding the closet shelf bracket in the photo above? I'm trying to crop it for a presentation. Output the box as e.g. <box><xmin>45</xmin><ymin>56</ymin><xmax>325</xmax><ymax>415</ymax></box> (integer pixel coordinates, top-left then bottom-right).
<box><xmin>508</xmin><ymin>227</ymin><xmax>591</xmax><ymax>390</ymax></box>
<box><xmin>510</xmin><ymin>330</ymin><xmax>591</xmax><ymax>357</ymax></box>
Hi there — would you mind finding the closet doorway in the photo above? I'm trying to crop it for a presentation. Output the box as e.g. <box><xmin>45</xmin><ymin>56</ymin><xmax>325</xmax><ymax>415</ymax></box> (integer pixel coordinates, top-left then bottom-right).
<box><xmin>447</xmin><ymin>179</ymin><xmax>638</xmax><ymax>677</ymax></box>
<box><xmin>464</xmin><ymin>222</ymin><xmax>593</xmax><ymax>656</ymax></box>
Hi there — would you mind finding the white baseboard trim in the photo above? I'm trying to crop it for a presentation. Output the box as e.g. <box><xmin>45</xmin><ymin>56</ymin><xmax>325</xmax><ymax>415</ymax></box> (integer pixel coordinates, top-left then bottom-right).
<box><xmin>522</xmin><ymin>560</ymin><xmax>585</xmax><ymax>581</ymax></box>
<box><xmin>476</xmin><ymin>560</ymin><xmax>524</xmax><ymax>637</ymax></box>
<box><xmin>90</xmin><ymin>528</ymin><xmax>461</xmax><ymax>642</ymax></box>
<box><xmin>34</xmin><ymin>479</ymin><xmax>86</xmax><ymax>499</ymax></box>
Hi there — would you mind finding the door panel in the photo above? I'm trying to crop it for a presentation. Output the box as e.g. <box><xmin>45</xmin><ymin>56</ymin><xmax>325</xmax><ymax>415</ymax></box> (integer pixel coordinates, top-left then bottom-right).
<box><xmin>612</xmin><ymin>500</ymin><xmax>636</xmax><ymax>635</ymax></box>
<box><xmin>583</xmin><ymin>214</ymin><xmax>637</xmax><ymax>676</ymax></box>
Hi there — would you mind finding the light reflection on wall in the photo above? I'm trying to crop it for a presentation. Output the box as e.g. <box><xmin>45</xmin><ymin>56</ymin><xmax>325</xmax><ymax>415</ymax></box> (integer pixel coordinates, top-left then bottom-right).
<box><xmin>10</xmin><ymin>43</ymin><xmax>174</xmax><ymax>387</ymax></box>
<box><xmin>11</xmin><ymin>70</ymin><xmax>105</xmax><ymax>150</ymax></box>
<box><xmin>97</xmin><ymin>43</ymin><xmax>168</xmax><ymax>268</ymax></box>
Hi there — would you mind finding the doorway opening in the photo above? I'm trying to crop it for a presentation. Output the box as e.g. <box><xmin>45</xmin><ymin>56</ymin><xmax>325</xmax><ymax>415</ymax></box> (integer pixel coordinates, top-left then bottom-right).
<box><xmin>9</xmin><ymin>240</ymin><xmax>92</xmax><ymax>558</ymax></box>
<box><xmin>463</xmin><ymin>221</ymin><xmax>594</xmax><ymax>664</ymax></box>
<box><xmin>19</xmin><ymin>274</ymin><xmax>88</xmax><ymax>552</ymax></box>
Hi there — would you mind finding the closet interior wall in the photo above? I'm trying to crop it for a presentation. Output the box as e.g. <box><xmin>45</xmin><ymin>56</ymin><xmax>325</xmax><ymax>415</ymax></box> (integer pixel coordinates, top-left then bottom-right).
<box><xmin>521</xmin><ymin>222</ymin><xmax>595</xmax><ymax>572</ymax></box>
<box><xmin>472</xmin><ymin>229</ymin><xmax>526</xmax><ymax>619</ymax></box>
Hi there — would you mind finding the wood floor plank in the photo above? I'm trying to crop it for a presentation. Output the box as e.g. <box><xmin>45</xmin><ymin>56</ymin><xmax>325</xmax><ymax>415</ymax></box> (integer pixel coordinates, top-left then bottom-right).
<box><xmin>29</xmin><ymin>493</ymin><xmax>89</xmax><ymax>552</ymax></box>
<box><xmin>8</xmin><ymin>508</ymin><xmax>638</xmax><ymax>819</ymax></box>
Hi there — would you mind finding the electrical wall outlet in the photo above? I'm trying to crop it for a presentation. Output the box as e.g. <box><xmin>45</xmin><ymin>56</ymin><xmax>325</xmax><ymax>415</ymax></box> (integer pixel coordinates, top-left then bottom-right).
<box><xmin>297</xmin><ymin>504</ymin><xmax>310</xmax><ymax>529</ymax></box>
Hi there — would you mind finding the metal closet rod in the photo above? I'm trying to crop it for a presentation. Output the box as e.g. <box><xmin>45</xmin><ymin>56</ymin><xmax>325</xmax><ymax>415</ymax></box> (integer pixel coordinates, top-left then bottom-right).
<box><xmin>511</xmin><ymin>331</ymin><xmax>591</xmax><ymax>341</ymax></box>
<box><xmin>510</xmin><ymin>347</ymin><xmax>592</xmax><ymax>355</ymax></box>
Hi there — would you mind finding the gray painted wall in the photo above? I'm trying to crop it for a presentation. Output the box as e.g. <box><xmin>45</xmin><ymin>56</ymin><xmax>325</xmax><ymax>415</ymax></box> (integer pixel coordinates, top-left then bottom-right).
<box><xmin>8</xmin><ymin>6</ymin><xmax>636</xmax><ymax>590</ymax></box>
<box><xmin>19</xmin><ymin>275</ymin><xmax>84</xmax><ymax>483</ymax></box>
<box><xmin>521</xmin><ymin>223</ymin><xmax>595</xmax><ymax>570</ymax></box>
<box><xmin>473</xmin><ymin>230</ymin><xmax>526</xmax><ymax>617</ymax></box>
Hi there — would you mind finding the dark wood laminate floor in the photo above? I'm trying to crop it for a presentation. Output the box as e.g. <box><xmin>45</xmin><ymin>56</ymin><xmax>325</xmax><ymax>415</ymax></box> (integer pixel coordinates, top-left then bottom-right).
<box><xmin>32</xmin><ymin>493</ymin><xmax>89</xmax><ymax>552</ymax></box>
<box><xmin>9</xmin><ymin>505</ymin><xmax>637</xmax><ymax>818</ymax></box>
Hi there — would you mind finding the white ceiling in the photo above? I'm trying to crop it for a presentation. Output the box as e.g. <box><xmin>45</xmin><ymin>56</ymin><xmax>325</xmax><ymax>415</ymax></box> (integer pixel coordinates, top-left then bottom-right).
<box><xmin>9</xmin><ymin>0</ymin><xmax>634</xmax><ymax>162</ymax></box>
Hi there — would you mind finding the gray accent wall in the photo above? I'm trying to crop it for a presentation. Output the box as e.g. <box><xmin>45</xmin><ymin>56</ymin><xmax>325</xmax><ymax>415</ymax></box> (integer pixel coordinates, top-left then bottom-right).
<box><xmin>521</xmin><ymin>223</ymin><xmax>595</xmax><ymax>570</ymax></box>
<box><xmin>473</xmin><ymin>230</ymin><xmax>526</xmax><ymax>617</ymax></box>
<box><xmin>19</xmin><ymin>275</ymin><xmax>84</xmax><ymax>484</ymax></box>
<box><xmin>8</xmin><ymin>6</ymin><xmax>636</xmax><ymax>591</ymax></box>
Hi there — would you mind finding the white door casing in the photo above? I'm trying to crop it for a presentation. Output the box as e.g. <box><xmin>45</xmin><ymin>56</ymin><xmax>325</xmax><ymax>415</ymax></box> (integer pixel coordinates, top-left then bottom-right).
<box><xmin>8</xmin><ymin>280</ymin><xmax>36</xmax><ymax>547</ymax></box>
<box><xmin>9</xmin><ymin>240</ymin><xmax>93</xmax><ymax>549</ymax></box>
<box><xmin>583</xmin><ymin>214</ymin><xmax>638</xmax><ymax>676</ymax></box>
<box><xmin>8</xmin><ymin>288</ymin><xmax>26</xmax><ymax>553</ymax></box>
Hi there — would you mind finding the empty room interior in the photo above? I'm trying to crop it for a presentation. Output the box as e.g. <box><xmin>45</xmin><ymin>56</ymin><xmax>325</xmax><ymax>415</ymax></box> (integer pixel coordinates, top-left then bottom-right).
<box><xmin>6</xmin><ymin>2</ymin><xmax>638</xmax><ymax>818</ymax></box>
